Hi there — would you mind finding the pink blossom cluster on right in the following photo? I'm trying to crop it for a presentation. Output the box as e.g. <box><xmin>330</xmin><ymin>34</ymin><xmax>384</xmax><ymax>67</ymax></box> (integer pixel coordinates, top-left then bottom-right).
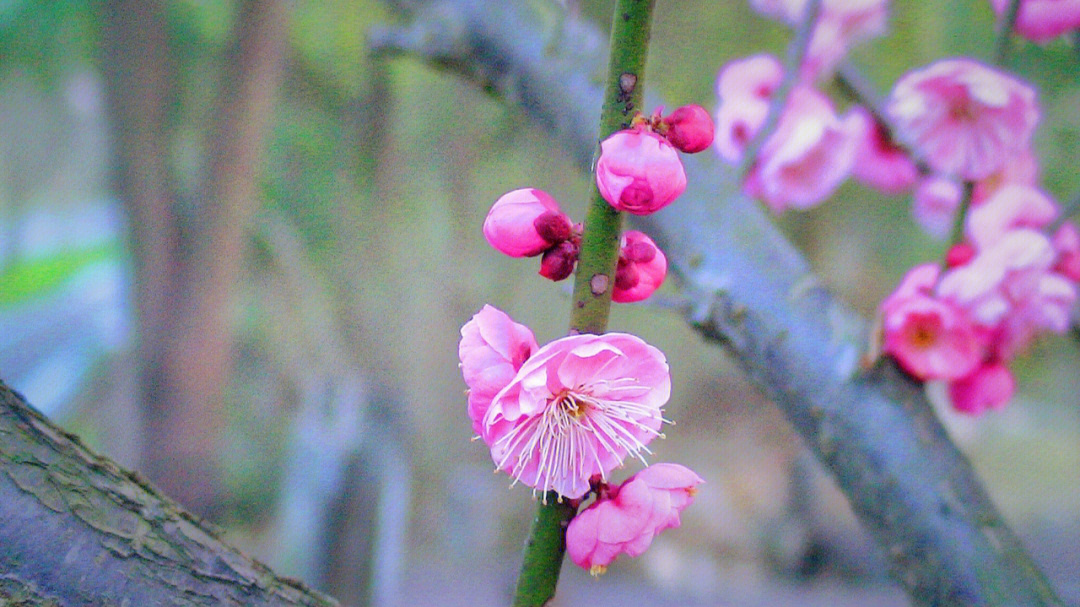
<box><xmin>881</xmin><ymin>192</ymin><xmax>1079</xmax><ymax>414</ymax></box>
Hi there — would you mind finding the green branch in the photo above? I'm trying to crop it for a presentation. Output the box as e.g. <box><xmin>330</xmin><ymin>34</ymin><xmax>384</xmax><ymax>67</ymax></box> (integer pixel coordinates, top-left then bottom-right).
<box><xmin>992</xmin><ymin>0</ymin><xmax>1022</xmax><ymax>65</ymax></box>
<box><xmin>512</xmin><ymin>1</ymin><xmax>656</xmax><ymax>606</ymax></box>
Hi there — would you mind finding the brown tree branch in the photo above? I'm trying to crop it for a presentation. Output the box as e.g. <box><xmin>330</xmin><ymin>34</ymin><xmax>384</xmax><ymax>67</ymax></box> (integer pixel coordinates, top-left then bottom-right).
<box><xmin>0</xmin><ymin>381</ymin><xmax>338</xmax><ymax>606</ymax></box>
<box><xmin>138</xmin><ymin>0</ymin><xmax>291</xmax><ymax>515</ymax></box>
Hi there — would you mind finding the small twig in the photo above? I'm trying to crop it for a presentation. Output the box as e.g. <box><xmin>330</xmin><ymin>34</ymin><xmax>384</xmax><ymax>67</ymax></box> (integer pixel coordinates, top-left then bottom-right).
<box><xmin>945</xmin><ymin>181</ymin><xmax>976</xmax><ymax>252</ymax></box>
<box><xmin>736</xmin><ymin>0</ymin><xmax>823</xmax><ymax>179</ymax></box>
<box><xmin>992</xmin><ymin>0</ymin><xmax>1022</xmax><ymax>66</ymax></box>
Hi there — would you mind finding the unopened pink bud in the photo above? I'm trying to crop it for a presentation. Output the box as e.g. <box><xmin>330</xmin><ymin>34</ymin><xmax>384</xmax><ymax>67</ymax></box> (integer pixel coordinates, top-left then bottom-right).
<box><xmin>539</xmin><ymin>240</ymin><xmax>578</xmax><ymax>281</ymax></box>
<box><xmin>483</xmin><ymin>188</ymin><xmax>569</xmax><ymax>257</ymax></box>
<box><xmin>662</xmin><ymin>105</ymin><xmax>715</xmax><ymax>153</ymax></box>
<box><xmin>946</xmin><ymin>243</ymin><xmax>977</xmax><ymax>268</ymax></box>
<box><xmin>596</xmin><ymin>130</ymin><xmax>687</xmax><ymax>216</ymax></box>
<box><xmin>612</xmin><ymin>231</ymin><xmax>667</xmax><ymax>303</ymax></box>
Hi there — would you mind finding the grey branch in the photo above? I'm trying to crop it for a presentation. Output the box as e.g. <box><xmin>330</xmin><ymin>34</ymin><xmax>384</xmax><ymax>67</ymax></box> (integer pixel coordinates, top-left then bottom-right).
<box><xmin>371</xmin><ymin>2</ymin><xmax>1067</xmax><ymax>605</ymax></box>
<box><xmin>0</xmin><ymin>381</ymin><xmax>338</xmax><ymax>607</ymax></box>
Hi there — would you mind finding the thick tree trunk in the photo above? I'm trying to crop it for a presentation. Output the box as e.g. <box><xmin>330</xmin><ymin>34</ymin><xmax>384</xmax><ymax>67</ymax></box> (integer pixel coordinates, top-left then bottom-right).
<box><xmin>100</xmin><ymin>0</ymin><xmax>291</xmax><ymax>516</ymax></box>
<box><xmin>0</xmin><ymin>381</ymin><xmax>337</xmax><ymax>606</ymax></box>
<box><xmin>369</xmin><ymin>3</ymin><xmax>1067</xmax><ymax>605</ymax></box>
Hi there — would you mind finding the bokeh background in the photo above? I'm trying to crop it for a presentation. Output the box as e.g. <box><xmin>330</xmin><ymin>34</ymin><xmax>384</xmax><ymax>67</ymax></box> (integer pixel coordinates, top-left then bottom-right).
<box><xmin>0</xmin><ymin>1</ymin><xmax>1078</xmax><ymax>605</ymax></box>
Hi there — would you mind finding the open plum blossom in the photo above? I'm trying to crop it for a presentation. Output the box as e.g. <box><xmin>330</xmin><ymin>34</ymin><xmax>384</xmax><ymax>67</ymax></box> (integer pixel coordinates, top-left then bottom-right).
<box><xmin>714</xmin><ymin>54</ymin><xmax>782</xmax><ymax>163</ymax></box>
<box><xmin>987</xmin><ymin>0</ymin><xmax>1080</xmax><ymax>43</ymax></box>
<box><xmin>566</xmin><ymin>463</ymin><xmax>703</xmax><ymax>575</ymax></box>
<box><xmin>459</xmin><ymin>305</ymin><xmax>539</xmax><ymax>435</ymax></box>
<box><xmin>748</xmin><ymin>0</ymin><xmax>889</xmax><ymax>81</ymax></box>
<box><xmin>596</xmin><ymin>129</ymin><xmax>687</xmax><ymax>215</ymax></box>
<box><xmin>886</xmin><ymin>58</ymin><xmax>1038</xmax><ymax>181</ymax></box>
<box><xmin>880</xmin><ymin>263</ymin><xmax>984</xmax><ymax>381</ymax></box>
<box><xmin>848</xmin><ymin>105</ymin><xmax>919</xmax><ymax>195</ymax></box>
<box><xmin>715</xmin><ymin>55</ymin><xmax>857</xmax><ymax>211</ymax></box>
<box><xmin>742</xmin><ymin>86</ymin><xmax>859</xmax><ymax>212</ymax></box>
<box><xmin>463</xmin><ymin>308</ymin><xmax>671</xmax><ymax>499</ymax></box>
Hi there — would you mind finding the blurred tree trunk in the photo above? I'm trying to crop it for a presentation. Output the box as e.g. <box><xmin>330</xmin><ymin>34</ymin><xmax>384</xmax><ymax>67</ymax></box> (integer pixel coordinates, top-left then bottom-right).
<box><xmin>100</xmin><ymin>0</ymin><xmax>291</xmax><ymax>516</ymax></box>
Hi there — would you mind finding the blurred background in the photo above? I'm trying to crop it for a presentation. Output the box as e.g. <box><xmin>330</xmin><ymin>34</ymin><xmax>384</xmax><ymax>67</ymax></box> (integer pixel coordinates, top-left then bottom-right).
<box><xmin>0</xmin><ymin>1</ymin><xmax>1077</xmax><ymax>605</ymax></box>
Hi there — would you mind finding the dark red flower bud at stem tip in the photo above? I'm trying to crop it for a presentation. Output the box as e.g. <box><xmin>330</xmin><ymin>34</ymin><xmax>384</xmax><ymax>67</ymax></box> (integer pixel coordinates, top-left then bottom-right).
<box><xmin>614</xmin><ymin>261</ymin><xmax>640</xmax><ymax>291</ymax></box>
<box><xmin>946</xmin><ymin>243</ymin><xmax>976</xmax><ymax>268</ymax></box>
<box><xmin>534</xmin><ymin>211</ymin><xmax>573</xmax><ymax>244</ymax></box>
<box><xmin>662</xmin><ymin>104</ymin><xmax>715</xmax><ymax>154</ymax></box>
<box><xmin>539</xmin><ymin>240</ymin><xmax>578</xmax><ymax>281</ymax></box>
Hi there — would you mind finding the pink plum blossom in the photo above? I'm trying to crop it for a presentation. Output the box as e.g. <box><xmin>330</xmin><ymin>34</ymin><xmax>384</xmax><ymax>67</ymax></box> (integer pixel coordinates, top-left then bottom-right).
<box><xmin>459</xmin><ymin>305</ymin><xmax>539</xmax><ymax>435</ymax></box>
<box><xmin>596</xmin><ymin>129</ymin><xmax>687</xmax><ymax>215</ymax></box>
<box><xmin>881</xmin><ymin>280</ymin><xmax>984</xmax><ymax>381</ymax></box>
<box><xmin>613</xmin><ymin>231</ymin><xmax>667</xmax><ymax>303</ymax></box>
<box><xmin>662</xmin><ymin>105</ymin><xmax>715</xmax><ymax>154</ymax></box>
<box><xmin>848</xmin><ymin>105</ymin><xmax>919</xmax><ymax>194</ymax></box>
<box><xmin>887</xmin><ymin>59</ymin><xmax>1038</xmax><ymax>181</ymax></box>
<box><xmin>948</xmin><ymin>361</ymin><xmax>1015</xmax><ymax>415</ymax></box>
<box><xmin>749</xmin><ymin>0</ymin><xmax>889</xmax><ymax>80</ymax></box>
<box><xmin>715</xmin><ymin>55</ymin><xmax>782</xmax><ymax>163</ymax></box>
<box><xmin>566</xmin><ymin>463</ymin><xmax>703</xmax><ymax>575</ymax></box>
<box><xmin>987</xmin><ymin>0</ymin><xmax>1080</xmax><ymax>43</ymax></box>
<box><xmin>965</xmin><ymin>184</ymin><xmax>1058</xmax><ymax>249</ymax></box>
<box><xmin>1052</xmin><ymin>222</ymin><xmax>1080</xmax><ymax>282</ymax></box>
<box><xmin>716</xmin><ymin>53</ymin><xmax>783</xmax><ymax>103</ymax></box>
<box><xmin>483</xmin><ymin>331</ymin><xmax>671</xmax><ymax>499</ymax></box>
<box><xmin>937</xmin><ymin>229</ymin><xmax>1076</xmax><ymax>356</ymax></box>
<box><xmin>743</xmin><ymin>86</ymin><xmax>858</xmax><ymax>212</ymax></box>
<box><xmin>912</xmin><ymin>176</ymin><xmax>962</xmax><ymax>240</ymax></box>
<box><xmin>483</xmin><ymin>188</ymin><xmax>573</xmax><ymax>257</ymax></box>
<box><xmin>972</xmin><ymin>150</ymin><xmax>1039</xmax><ymax>204</ymax></box>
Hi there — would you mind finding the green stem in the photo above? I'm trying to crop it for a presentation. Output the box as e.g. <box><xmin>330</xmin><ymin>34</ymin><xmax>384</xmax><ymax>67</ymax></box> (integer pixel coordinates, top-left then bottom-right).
<box><xmin>992</xmin><ymin>0</ymin><xmax>1022</xmax><ymax>66</ymax></box>
<box><xmin>511</xmin><ymin>1</ymin><xmax>656</xmax><ymax>605</ymax></box>
<box><xmin>736</xmin><ymin>0</ymin><xmax>822</xmax><ymax>180</ymax></box>
<box><xmin>946</xmin><ymin>180</ymin><xmax>975</xmax><ymax>253</ymax></box>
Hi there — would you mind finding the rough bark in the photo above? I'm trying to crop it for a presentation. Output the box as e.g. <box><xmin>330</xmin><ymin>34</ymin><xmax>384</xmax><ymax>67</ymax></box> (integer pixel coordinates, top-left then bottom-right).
<box><xmin>370</xmin><ymin>2</ymin><xmax>1067</xmax><ymax>605</ymax></box>
<box><xmin>0</xmin><ymin>381</ymin><xmax>338</xmax><ymax>607</ymax></box>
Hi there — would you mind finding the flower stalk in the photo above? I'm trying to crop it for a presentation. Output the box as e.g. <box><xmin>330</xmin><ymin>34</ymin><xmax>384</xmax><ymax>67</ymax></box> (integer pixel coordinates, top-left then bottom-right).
<box><xmin>511</xmin><ymin>0</ymin><xmax>656</xmax><ymax>605</ymax></box>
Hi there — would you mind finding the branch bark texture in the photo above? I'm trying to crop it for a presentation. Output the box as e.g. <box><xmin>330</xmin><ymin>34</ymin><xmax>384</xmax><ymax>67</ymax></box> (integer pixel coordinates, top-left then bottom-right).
<box><xmin>371</xmin><ymin>2</ymin><xmax>1066</xmax><ymax>605</ymax></box>
<box><xmin>0</xmin><ymin>381</ymin><xmax>337</xmax><ymax>607</ymax></box>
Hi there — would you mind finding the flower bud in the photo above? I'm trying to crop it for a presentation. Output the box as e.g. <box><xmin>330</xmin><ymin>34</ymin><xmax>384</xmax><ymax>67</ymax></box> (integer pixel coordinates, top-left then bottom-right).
<box><xmin>483</xmin><ymin>188</ymin><xmax>570</xmax><ymax>257</ymax></box>
<box><xmin>596</xmin><ymin>130</ymin><xmax>687</xmax><ymax>216</ymax></box>
<box><xmin>533</xmin><ymin>210</ymin><xmax>573</xmax><ymax>244</ymax></box>
<box><xmin>612</xmin><ymin>231</ymin><xmax>667</xmax><ymax>303</ymax></box>
<box><xmin>539</xmin><ymin>240</ymin><xmax>578</xmax><ymax>281</ymax></box>
<box><xmin>662</xmin><ymin>104</ymin><xmax>715</xmax><ymax>153</ymax></box>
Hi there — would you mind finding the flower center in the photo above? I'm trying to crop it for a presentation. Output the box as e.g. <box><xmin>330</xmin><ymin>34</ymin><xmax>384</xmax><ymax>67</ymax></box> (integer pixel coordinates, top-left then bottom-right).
<box><xmin>556</xmin><ymin>391</ymin><xmax>589</xmax><ymax>420</ymax></box>
<box><xmin>908</xmin><ymin>322</ymin><xmax>937</xmax><ymax>349</ymax></box>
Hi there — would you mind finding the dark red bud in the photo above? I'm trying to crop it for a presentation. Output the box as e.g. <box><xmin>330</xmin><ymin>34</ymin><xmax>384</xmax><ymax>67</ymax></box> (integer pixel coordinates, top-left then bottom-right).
<box><xmin>534</xmin><ymin>211</ymin><xmax>573</xmax><ymax>244</ymax></box>
<box><xmin>946</xmin><ymin>243</ymin><xmax>976</xmax><ymax>268</ymax></box>
<box><xmin>614</xmin><ymin>260</ymin><xmax>640</xmax><ymax>291</ymax></box>
<box><xmin>662</xmin><ymin>104</ymin><xmax>715</xmax><ymax>153</ymax></box>
<box><xmin>539</xmin><ymin>240</ymin><xmax>578</xmax><ymax>281</ymax></box>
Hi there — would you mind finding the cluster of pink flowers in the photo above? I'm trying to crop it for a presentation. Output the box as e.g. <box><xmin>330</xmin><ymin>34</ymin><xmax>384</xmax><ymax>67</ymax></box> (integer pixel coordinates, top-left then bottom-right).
<box><xmin>717</xmin><ymin>1</ymin><xmax>1079</xmax><ymax>415</ymax></box>
<box><xmin>465</xmin><ymin>104</ymin><xmax>713</xmax><ymax>574</ymax></box>
<box><xmin>483</xmin><ymin>104</ymin><xmax>712</xmax><ymax>302</ymax></box>
<box><xmin>882</xmin><ymin>193</ymin><xmax>1079</xmax><ymax>414</ymax></box>
<box><xmin>459</xmin><ymin>306</ymin><xmax>703</xmax><ymax>572</ymax></box>
<box><xmin>717</xmin><ymin>0</ymin><xmax>1079</xmax><ymax>216</ymax></box>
